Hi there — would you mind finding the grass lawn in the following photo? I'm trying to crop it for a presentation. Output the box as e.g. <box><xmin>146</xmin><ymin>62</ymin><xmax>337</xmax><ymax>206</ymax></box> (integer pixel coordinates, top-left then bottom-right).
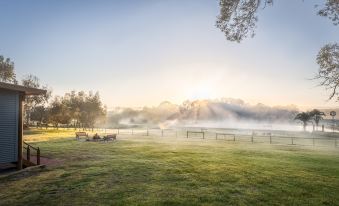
<box><xmin>0</xmin><ymin>129</ymin><xmax>339</xmax><ymax>206</ymax></box>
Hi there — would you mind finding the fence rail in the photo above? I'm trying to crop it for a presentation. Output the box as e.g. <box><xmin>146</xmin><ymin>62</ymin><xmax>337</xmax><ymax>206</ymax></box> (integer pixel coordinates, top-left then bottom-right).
<box><xmin>187</xmin><ymin>131</ymin><xmax>205</xmax><ymax>139</ymax></box>
<box><xmin>104</xmin><ymin>128</ymin><xmax>339</xmax><ymax>148</ymax></box>
<box><xmin>42</xmin><ymin>127</ymin><xmax>338</xmax><ymax>148</ymax></box>
<box><xmin>23</xmin><ymin>141</ymin><xmax>40</xmax><ymax>165</ymax></box>
<box><xmin>215</xmin><ymin>133</ymin><xmax>236</xmax><ymax>141</ymax></box>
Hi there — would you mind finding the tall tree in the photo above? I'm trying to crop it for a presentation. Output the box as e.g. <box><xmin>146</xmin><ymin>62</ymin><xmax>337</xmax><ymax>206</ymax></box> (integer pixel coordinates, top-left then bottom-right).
<box><xmin>216</xmin><ymin>1</ymin><xmax>338</xmax><ymax>99</ymax></box>
<box><xmin>310</xmin><ymin>109</ymin><xmax>325</xmax><ymax>130</ymax></box>
<box><xmin>0</xmin><ymin>55</ymin><xmax>17</xmax><ymax>83</ymax></box>
<box><xmin>48</xmin><ymin>96</ymin><xmax>71</xmax><ymax>129</ymax></box>
<box><xmin>315</xmin><ymin>43</ymin><xmax>339</xmax><ymax>99</ymax></box>
<box><xmin>294</xmin><ymin>112</ymin><xmax>313</xmax><ymax>131</ymax></box>
<box><xmin>216</xmin><ymin>0</ymin><xmax>338</xmax><ymax>42</ymax></box>
<box><xmin>316</xmin><ymin>0</ymin><xmax>339</xmax><ymax>25</ymax></box>
<box><xmin>63</xmin><ymin>91</ymin><xmax>83</xmax><ymax>129</ymax></box>
<box><xmin>22</xmin><ymin>74</ymin><xmax>52</xmax><ymax>126</ymax></box>
<box><xmin>50</xmin><ymin>91</ymin><xmax>106</xmax><ymax>130</ymax></box>
<box><xmin>30</xmin><ymin>105</ymin><xmax>49</xmax><ymax>128</ymax></box>
<box><xmin>80</xmin><ymin>92</ymin><xmax>106</xmax><ymax>131</ymax></box>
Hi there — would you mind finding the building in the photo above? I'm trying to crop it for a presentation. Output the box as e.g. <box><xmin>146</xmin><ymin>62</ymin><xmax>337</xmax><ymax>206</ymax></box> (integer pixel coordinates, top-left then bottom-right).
<box><xmin>0</xmin><ymin>82</ymin><xmax>46</xmax><ymax>169</ymax></box>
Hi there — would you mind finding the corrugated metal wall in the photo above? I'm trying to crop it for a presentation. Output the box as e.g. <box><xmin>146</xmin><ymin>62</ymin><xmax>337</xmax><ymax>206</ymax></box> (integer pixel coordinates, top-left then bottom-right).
<box><xmin>0</xmin><ymin>90</ymin><xmax>19</xmax><ymax>164</ymax></box>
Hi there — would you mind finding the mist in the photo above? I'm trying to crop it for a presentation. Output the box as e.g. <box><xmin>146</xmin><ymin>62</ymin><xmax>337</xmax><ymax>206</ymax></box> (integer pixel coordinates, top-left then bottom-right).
<box><xmin>106</xmin><ymin>98</ymin><xmax>302</xmax><ymax>131</ymax></box>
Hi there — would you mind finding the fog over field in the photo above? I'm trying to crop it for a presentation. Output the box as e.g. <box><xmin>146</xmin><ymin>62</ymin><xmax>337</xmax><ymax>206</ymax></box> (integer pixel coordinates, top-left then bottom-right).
<box><xmin>106</xmin><ymin>98</ymin><xmax>302</xmax><ymax>131</ymax></box>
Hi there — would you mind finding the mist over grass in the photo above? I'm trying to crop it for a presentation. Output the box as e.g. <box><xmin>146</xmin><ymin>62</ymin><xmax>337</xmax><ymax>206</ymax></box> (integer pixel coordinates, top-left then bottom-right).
<box><xmin>106</xmin><ymin>98</ymin><xmax>300</xmax><ymax>130</ymax></box>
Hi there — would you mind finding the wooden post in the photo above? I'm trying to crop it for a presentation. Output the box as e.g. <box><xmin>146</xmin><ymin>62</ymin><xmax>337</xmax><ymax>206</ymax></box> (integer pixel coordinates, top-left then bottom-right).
<box><xmin>17</xmin><ymin>94</ymin><xmax>24</xmax><ymax>170</ymax></box>
<box><xmin>251</xmin><ymin>132</ymin><xmax>254</xmax><ymax>143</ymax></box>
<box><xmin>313</xmin><ymin>138</ymin><xmax>315</xmax><ymax>147</ymax></box>
<box><xmin>233</xmin><ymin>135</ymin><xmax>235</xmax><ymax>141</ymax></box>
<box><xmin>27</xmin><ymin>146</ymin><xmax>30</xmax><ymax>162</ymax></box>
<box><xmin>117</xmin><ymin>128</ymin><xmax>119</xmax><ymax>134</ymax></box>
<box><xmin>270</xmin><ymin>134</ymin><xmax>272</xmax><ymax>144</ymax></box>
<box><xmin>203</xmin><ymin>132</ymin><xmax>205</xmax><ymax>139</ymax></box>
<box><xmin>37</xmin><ymin>147</ymin><xmax>40</xmax><ymax>165</ymax></box>
<box><xmin>291</xmin><ymin>137</ymin><xmax>294</xmax><ymax>145</ymax></box>
<box><xmin>186</xmin><ymin>131</ymin><xmax>188</xmax><ymax>138</ymax></box>
<box><xmin>215</xmin><ymin>133</ymin><xmax>218</xmax><ymax>140</ymax></box>
<box><xmin>335</xmin><ymin>138</ymin><xmax>337</xmax><ymax>148</ymax></box>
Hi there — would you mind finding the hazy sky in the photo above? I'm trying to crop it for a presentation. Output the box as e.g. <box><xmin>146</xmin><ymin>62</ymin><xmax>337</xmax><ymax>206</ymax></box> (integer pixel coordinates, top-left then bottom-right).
<box><xmin>0</xmin><ymin>0</ymin><xmax>338</xmax><ymax>109</ymax></box>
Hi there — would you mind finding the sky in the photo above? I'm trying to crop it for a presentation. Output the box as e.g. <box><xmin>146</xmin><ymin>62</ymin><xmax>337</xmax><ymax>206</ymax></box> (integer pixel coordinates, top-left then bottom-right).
<box><xmin>0</xmin><ymin>0</ymin><xmax>338</xmax><ymax>110</ymax></box>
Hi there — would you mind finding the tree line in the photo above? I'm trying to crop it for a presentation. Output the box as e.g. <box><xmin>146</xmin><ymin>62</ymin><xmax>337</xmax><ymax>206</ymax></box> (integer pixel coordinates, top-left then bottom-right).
<box><xmin>0</xmin><ymin>55</ymin><xmax>106</xmax><ymax>130</ymax></box>
<box><xmin>31</xmin><ymin>91</ymin><xmax>106</xmax><ymax>130</ymax></box>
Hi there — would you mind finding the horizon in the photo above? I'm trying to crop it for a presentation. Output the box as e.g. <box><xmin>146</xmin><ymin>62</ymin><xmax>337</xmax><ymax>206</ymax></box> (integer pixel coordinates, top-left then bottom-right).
<box><xmin>104</xmin><ymin>97</ymin><xmax>339</xmax><ymax>112</ymax></box>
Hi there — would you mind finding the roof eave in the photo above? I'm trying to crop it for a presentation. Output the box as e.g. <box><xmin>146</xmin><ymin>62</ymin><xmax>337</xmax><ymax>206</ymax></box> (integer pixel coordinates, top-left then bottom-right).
<box><xmin>0</xmin><ymin>82</ymin><xmax>47</xmax><ymax>95</ymax></box>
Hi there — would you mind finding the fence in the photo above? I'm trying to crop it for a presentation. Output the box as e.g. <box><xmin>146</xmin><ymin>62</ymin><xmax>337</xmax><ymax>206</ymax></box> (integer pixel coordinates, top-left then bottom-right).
<box><xmin>23</xmin><ymin>141</ymin><xmax>41</xmax><ymax>166</ymax></box>
<box><xmin>102</xmin><ymin>128</ymin><xmax>339</xmax><ymax>148</ymax></box>
<box><xmin>42</xmin><ymin>126</ymin><xmax>339</xmax><ymax>148</ymax></box>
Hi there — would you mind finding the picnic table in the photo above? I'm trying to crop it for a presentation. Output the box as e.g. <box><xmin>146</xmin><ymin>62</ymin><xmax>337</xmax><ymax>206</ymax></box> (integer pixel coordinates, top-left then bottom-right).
<box><xmin>75</xmin><ymin>132</ymin><xmax>88</xmax><ymax>140</ymax></box>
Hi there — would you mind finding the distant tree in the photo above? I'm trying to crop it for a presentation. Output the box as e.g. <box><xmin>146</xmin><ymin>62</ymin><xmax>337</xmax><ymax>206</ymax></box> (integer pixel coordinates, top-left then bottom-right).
<box><xmin>80</xmin><ymin>92</ymin><xmax>106</xmax><ymax>131</ymax></box>
<box><xmin>310</xmin><ymin>109</ymin><xmax>325</xmax><ymax>130</ymax></box>
<box><xmin>30</xmin><ymin>105</ymin><xmax>49</xmax><ymax>128</ymax></box>
<box><xmin>48</xmin><ymin>96</ymin><xmax>71</xmax><ymax>129</ymax></box>
<box><xmin>294</xmin><ymin>112</ymin><xmax>313</xmax><ymax>131</ymax></box>
<box><xmin>54</xmin><ymin>91</ymin><xmax>106</xmax><ymax>130</ymax></box>
<box><xmin>0</xmin><ymin>55</ymin><xmax>17</xmax><ymax>83</ymax></box>
<box><xmin>63</xmin><ymin>91</ymin><xmax>84</xmax><ymax>129</ymax></box>
<box><xmin>22</xmin><ymin>74</ymin><xmax>52</xmax><ymax>126</ymax></box>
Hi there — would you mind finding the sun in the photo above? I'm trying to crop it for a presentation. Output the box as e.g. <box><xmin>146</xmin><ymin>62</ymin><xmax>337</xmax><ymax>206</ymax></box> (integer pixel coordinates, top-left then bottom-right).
<box><xmin>186</xmin><ymin>82</ymin><xmax>218</xmax><ymax>100</ymax></box>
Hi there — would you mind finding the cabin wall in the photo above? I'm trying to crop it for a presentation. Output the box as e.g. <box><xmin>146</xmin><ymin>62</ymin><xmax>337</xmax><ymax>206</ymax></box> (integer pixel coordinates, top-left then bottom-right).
<box><xmin>0</xmin><ymin>89</ymin><xmax>19</xmax><ymax>164</ymax></box>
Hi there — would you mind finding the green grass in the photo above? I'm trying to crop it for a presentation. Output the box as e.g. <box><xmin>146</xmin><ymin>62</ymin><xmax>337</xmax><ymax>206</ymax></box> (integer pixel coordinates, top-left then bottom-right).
<box><xmin>0</xmin><ymin>129</ymin><xmax>339</xmax><ymax>206</ymax></box>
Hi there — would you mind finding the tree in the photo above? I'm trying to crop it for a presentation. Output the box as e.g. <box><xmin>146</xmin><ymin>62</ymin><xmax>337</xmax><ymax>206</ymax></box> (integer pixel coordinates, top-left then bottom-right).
<box><xmin>63</xmin><ymin>91</ymin><xmax>83</xmax><ymax>129</ymax></box>
<box><xmin>48</xmin><ymin>96</ymin><xmax>71</xmax><ymax>129</ymax></box>
<box><xmin>22</xmin><ymin>74</ymin><xmax>52</xmax><ymax>126</ymax></box>
<box><xmin>0</xmin><ymin>55</ymin><xmax>17</xmax><ymax>83</ymax></box>
<box><xmin>216</xmin><ymin>1</ymin><xmax>338</xmax><ymax>99</ymax></box>
<box><xmin>51</xmin><ymin>91</ymin><xmax>106</xmax><ymax>130</ymax></box>
<box><xmin>30</xmin><ymin>105</ymin><xmax>49</xmax><ymax>128</ymax></box>
<box><xmin>315</xmin><ymin>43</ymin><xmax>339</xmax><ymax>100</ymax></box>
<box><xmin>79</xmin><ymin>92</ymin><xmax>106</xmax><ymax>131</ymax></box>
<box><xmin>216</xmin><ymin>0</ymin><xmax>338</xmax><ymax>42</ymax></box>
<box><xmin>310</xmin><ymin>109</ymin><xmax>325</xmax><ymax>130</ymax></box>
<box><xmin>216</xmin><ymin>0</ymin><xmax>272</xmax><ymax>42</ymax></box>
<box><xmin>316</xmin><ymin>0</ymin><xmax>339</xmax><ymax>26</ymax></box>
<box><xmin>294</xmin><ymin>112</ymin><xmax>313</xmax><ymax>131</ymax></box>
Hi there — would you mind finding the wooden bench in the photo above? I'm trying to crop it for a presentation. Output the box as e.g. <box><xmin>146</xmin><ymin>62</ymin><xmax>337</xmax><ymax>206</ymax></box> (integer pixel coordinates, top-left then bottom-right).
<box><xmin>103</xmin><ymin>134</ymin><xmax>117</xmax><ymax>142</ymax></box>
<box><xmin>75</xmin><ymin>132</ymin><xmax>88</xmax><ymax>140</ymax></box>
